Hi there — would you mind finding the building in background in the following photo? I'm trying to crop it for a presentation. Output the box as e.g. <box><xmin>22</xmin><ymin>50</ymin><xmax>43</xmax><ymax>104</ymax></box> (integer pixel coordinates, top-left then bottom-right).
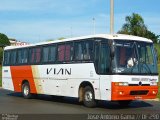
<box><xmin>9</xmin><ymin>39</ymin><xmax>29</xmax><ymax>46</ymax></box>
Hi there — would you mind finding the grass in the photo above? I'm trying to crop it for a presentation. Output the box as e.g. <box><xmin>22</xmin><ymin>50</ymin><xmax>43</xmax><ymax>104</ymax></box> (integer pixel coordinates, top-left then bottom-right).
<box><xmin>0</xmin><ymin>65</ymin><xmax>1</xmax><ymax>86</ymax></box>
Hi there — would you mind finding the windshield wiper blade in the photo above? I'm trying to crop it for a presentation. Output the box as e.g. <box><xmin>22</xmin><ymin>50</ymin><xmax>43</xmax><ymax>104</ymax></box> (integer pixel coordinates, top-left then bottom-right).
<box><xmin>140</xmin><ymin>62</ymin><xmax>152</xmax><ymax>74</ymax></box>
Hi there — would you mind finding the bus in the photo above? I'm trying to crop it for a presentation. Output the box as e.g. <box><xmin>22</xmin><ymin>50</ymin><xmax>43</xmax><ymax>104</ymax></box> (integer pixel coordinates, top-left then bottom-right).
<box><xmin>2</xmin><ymin>34</ymin><xmax>159</xmax><ymax>107</ymax></box>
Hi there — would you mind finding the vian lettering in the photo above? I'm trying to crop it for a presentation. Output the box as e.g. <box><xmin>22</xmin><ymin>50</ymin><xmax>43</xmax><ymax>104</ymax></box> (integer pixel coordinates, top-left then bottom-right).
<box><xmin>47</xmin><ymin>68</ymin><xmax>71</xmax><ymax>75</ymax></box>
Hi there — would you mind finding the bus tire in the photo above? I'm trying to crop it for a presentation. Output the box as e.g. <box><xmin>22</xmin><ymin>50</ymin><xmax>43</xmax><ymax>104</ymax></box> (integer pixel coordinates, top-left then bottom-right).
<box><xmin>22</xmin><ymin>82</ymin><xmax>32</xmax><ymax>99</ymax></box>
<box><xmin>83</xmin><ymin>86</ymin><xmax>97</xmax><ymax>108</ymax></box>
<box><xmin>118</xmin><ymin>100</ymin><xmax>132</xmax><ymax>107</ymax></box>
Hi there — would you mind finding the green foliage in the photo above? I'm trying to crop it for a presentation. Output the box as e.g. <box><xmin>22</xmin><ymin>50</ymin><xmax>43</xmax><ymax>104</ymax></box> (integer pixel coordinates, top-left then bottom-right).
<box><xmin>118</xmin><ymin>13</ymin><xmax>146</xmax><ymax>35</ymax></box>
<box><xmin>0</xmin><ymin>48</ymin><xmax>3</xmax><ymax>65</ymax></box>
<box><xmin>46</xmin><ymin>39</ymin><xmax>54</xmax><ymax>42</ymax></box>
<box><xmin>118</xmin><ymin>13</ymin><xmax>160</xmax><ymax>43</ymax></box>
<box><xmin>146</xmin><ymin>31</ymin><xmax>160</xmax><ymax>43</ymax></box>
<box><xmin>0</xmin><ymin>33</ymin><xmax>10</xmax><ymax>47</ymax></box>
<box><xmin>154</xmin><ymin>44</ymin><xmax>160</xmax><ymax>63</ymax></box>
<box><xmin>158</xmin><ymin>64</ymin><xmax>160</xmax><ymax>78</ymax></box>
<box><xmin>58</xmin><ymin>37</ymin><xmax>66</xmax><ymax>40</ymax></box>
<box><xmin>118</xmin><ymin>13</ymin><xmax>147</xmax><ymax>36</ymax></box>
<box><xmin>46</xmin><ymin>37</ymin><xmax>66</xmax><ymax>42</ymax></box>
<box><xmin>0</xmin><ymin>33</ymin><xmax>10</xmax><ymax>65</ymax></box>
<box><xmin>0</xmin><ymin>65</ymin><xmax>2</xmax><ymax>86</ymax></box>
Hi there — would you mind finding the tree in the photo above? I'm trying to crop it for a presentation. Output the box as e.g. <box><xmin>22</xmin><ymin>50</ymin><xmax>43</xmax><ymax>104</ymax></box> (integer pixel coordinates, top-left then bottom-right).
<box><xmin>0</xmin><ymin>33</ymin><xmax>10</xmax><ymax>47</ymax></box>
<box><xmin>58</xmin><ymin>37</ymin><xmax>66</xmax><ymax>40</ymax></box>
<box><xmin>0</xmin><ymin>48</ymin><xmax>3</xmax><ymax>64</ymax></box>
<box><xmin>46</xmin><ymin>37</ymin><xmax>66</xmax><ymax>42</ymax></box>
<box><xmin>146</xmin><ymin>30</ymin><xmax>160</xmax><ymax>43</ymax></box>
<box><xmin>0</xmin><ymin>33</ymin><xmax>10</xmax><ymax>65</ymax></box>
<box><xmin>46</xmin><ymin>39</ymin><xmax>54</xmax><ymax>42</ymax></box>
<box><xmin>118</xmin><ymin>13</ymin><xmax>159</xmax><ymax>43</ymax></box>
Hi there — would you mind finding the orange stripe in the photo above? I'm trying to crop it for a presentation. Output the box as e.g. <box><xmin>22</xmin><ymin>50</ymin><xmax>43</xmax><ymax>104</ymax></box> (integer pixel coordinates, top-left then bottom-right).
<box><xmin>111</xmin><ymin>82</ymin><xmax>158</xmax><ymax>101</ymax></box>
<box><xmin>10</xmin><ymin>66</ymin><xmax>37</xmax><ymax>93</ymax></box>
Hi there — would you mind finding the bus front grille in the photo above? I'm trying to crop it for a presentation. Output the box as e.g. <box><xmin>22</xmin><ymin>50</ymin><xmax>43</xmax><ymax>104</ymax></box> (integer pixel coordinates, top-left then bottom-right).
<box><xmin>130</xmin><ymin>90</ymin><xmax>149</xmax><ymax>95</ymax></box>
<box><xmin>129</xmin><ymin>84</ymin><xmax>150</xmax><ymax>86</ymax></box>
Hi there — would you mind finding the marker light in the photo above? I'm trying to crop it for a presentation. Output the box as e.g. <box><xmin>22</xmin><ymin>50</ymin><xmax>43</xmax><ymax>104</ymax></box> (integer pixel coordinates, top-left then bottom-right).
<box><xmin>150</xmin><ymin>82</ymin><xmax>158</xmax><ymax>86</ymax></box>
<box><xmin>115</xmin><ymin>82</ymin><xmax>129</xmax><ymax>86</ymax></box>
<box><xmin>119</xmin><ymin>91</ymin><xmax>124</xmax><ymax>95</ymax></box>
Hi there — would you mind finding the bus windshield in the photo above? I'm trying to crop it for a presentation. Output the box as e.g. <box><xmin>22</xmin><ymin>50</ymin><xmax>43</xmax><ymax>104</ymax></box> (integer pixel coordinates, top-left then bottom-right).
<box><xmin>112</xmin><ymin>40</ymin><xmax>158</xmax><ymax>75</ymax></box>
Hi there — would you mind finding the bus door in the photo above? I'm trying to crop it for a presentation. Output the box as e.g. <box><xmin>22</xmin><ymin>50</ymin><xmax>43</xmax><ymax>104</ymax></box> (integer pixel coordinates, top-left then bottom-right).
<box><xmin>95</xmin><ymin>40</ymin><xmax>111</xmax><ymax>100</ymax></box>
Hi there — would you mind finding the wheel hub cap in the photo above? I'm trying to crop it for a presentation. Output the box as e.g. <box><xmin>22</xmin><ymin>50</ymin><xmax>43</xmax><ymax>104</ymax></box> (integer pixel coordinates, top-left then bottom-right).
<box><xmin>24</xmin><ymin>86</ymin><xmax>29</xmax><ymax>96</ymax></box>
<box><xmin>85</xmin><ymin>91</ymin><xmax>92</xmax><ymax>102</ymax></box>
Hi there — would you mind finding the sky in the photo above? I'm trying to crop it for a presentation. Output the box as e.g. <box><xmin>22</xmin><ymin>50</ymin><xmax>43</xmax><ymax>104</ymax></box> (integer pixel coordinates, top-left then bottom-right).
<box><xmin>0</xmin><ymin>0</ymin><xmax>160</xmax><ymax>43</ymax></box>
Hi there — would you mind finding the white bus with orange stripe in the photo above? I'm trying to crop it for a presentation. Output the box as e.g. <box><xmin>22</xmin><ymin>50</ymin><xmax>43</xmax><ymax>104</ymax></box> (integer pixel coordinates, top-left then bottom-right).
<box><xmin>2</xmin><ymin>34</ymin><xmax>159</xmax><ymax>107</ymax></box>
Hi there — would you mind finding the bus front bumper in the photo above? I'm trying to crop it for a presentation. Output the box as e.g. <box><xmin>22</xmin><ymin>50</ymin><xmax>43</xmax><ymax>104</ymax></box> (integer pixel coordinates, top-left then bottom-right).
<box><xmin>111</xmin><ymin>82</ymin><xmax>159</xmax><ymax>101</ymax></box>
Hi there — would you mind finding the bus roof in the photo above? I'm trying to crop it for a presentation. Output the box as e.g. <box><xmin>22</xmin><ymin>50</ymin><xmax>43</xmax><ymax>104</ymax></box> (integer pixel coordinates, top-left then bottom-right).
<box><xmin>4</xmin><ymin>34</ymin><xmax>153</xmax><ymax>50</ymax></box>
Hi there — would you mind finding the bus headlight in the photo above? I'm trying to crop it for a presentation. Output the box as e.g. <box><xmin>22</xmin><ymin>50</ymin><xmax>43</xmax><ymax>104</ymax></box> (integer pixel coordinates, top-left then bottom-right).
<box><xmin>115</xmin><ymin>82</ymin><xmax>129</xmax><ymax>86</ymax></box>
<box><xmin>150</xmin><ymin>82</ymin><xmax>158</xmax><ymax>86</ymax></box>
<box><xmin>152</xmin><ymin>91</ymin><xmax>157</xmax><ymax>94</ymax></box>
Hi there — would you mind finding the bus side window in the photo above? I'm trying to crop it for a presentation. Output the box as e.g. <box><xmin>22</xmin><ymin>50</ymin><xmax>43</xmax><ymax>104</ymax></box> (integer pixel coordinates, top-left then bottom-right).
<box><xmin>49</xmin><ymin>45</ymin><xmax>56</xmax><ymax>62</ymax></box>
<box><xmin>83</xmin><ymin>41</ymin><xmax>93</xmax><ymax>61</ymax></box>
<box><xmin>42</xmin><ymin>46</ymin><xmax>49</xmax><ymax>62</ymax></box>
<box><xmin>24</xmin><ymin>49</ymin><xmax>28</xmax><ymax>63</ymax></box>
<box><xmin>35</xmin><ymin>48</ymin><xmax>41</xmax><ymax>63</ymax></box>
<box><xmin>10</xmin><ymin>50</ymin><xmax>17</xmax><ymax>65</ymax></box>
<box><xmin>4</xmin><ymin>51</ymin><xmax>10</xmax><ymax>65</ymax></box>
<box><xmin>97</xmin><ymin>42</ymin><xmax>110</xmax><ymax>74</ymax></box>
<box><xmin>74</xmin><ymin>42</ymin><xmax>83</xmax><ymax>61</ymax></box>
<box><xmin>17</xmin><ymin>49</ymin><xmax>22</xmax><ymax>64</ymax></box>
<box><xmin>42</xmin><ymin>45</ymin><xmax>57</xmax><ymax>63</ymax></box>
<box><xmin>100</xmin><ymin>43</ymin><xmax>110</xmax><ymax>74</ymax></box>
<box><xmin>84</xmin><ymin>43</ymin><xmax>90</xmax><ymax>60</ymax></box>
<box><xmin>58</xmin><ymin>44</ymin><xmax>65</xmax><ymax>62</ymax></box>
<box><xmin>65</xmin><ymin>42</ymin><xmax>73</xmax><ymax>62</ymax></box>
<box><xmin>29</xmin><ymin>47</ymin><xmax>41</xmax><ymax>64</ymax></box>
<box><xmin>29</xmin><ymin>49</ymin><xmax>35</xmax><ymax>63</ymax></box>
<box><xmin>17</xmin><ymin>49</ymin><xmax>28</xmax><ymax>64</ymax></box>
<box><xmin>65</xmin><ymin>44</ymin><xmax>71</xmax><ymax>61</ymax></box>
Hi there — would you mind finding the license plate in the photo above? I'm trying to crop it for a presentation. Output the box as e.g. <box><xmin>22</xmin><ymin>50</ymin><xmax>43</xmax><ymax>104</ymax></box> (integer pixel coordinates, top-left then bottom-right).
<box><xmin>135</xmin><ymin>96</ymin><xmax>142</xmax><ymax>99</ymax></box>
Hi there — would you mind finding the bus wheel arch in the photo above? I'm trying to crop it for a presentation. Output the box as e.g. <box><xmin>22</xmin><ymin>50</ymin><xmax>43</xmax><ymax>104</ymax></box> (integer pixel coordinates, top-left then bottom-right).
<box><xmin>78</xmin><ymin>81</ymin><xmax>97</xmax><ymax>107</ymax></box>
<box><xmin>21</xmin><ymin>80</ymin><xmax>32</xmax><ymax>99</ymax></box>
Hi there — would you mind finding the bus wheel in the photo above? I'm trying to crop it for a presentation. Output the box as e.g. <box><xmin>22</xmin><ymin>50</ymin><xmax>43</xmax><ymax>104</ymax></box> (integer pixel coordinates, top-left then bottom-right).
<box><xmin>22</xmin><ymin>82</ymin><xmax>32</xmax><ymax>99</ymax></box>
<box><xmin>118</xmin><ymin>100</ymin><xmax>132</xmax><ymax>107</ymax></box>
<box><xmin>83</xmin><ymin>86</ymin><xmax>97</xmax><ymax>108</ymax></box>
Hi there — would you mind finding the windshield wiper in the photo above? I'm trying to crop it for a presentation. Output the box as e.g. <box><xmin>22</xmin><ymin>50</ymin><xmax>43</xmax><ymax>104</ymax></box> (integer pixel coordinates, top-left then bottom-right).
<box><xmin>140</xmin><ymin>61</ymin><xmax>152</xmax><ymax>74</ymax></box>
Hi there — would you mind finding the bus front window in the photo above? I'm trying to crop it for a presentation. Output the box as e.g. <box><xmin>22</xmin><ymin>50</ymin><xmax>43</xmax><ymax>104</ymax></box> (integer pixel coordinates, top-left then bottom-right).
<box><xmin>112</xmin><ymin>40</ymin><xmax>158</xmax><ymax>75</ymax></box>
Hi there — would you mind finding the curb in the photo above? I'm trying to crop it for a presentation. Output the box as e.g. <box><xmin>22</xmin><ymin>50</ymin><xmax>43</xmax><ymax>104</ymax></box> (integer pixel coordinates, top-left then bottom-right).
<box><xmin>145</xmin><ymin>98</ymin><xmax>159</xmax><ymax>102</ymax></box>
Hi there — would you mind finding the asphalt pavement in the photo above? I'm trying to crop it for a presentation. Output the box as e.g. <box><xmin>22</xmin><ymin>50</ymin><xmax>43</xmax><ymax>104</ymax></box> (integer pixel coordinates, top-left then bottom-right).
<box><xmin>0</xmin><ymin>88</ymin><xmax>160</xmax><ymax>120</ymax></box>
